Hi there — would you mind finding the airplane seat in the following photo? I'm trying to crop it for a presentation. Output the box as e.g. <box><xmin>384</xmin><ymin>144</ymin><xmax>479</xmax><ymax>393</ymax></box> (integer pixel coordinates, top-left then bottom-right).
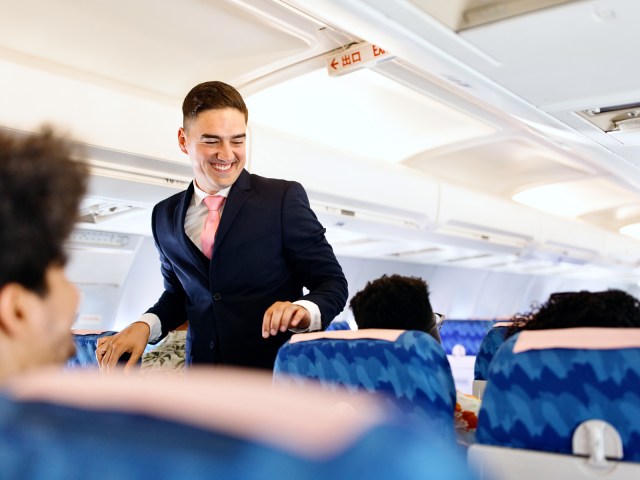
<box><xmin>273</xmin><ymin>329</ymin><xmax>457</xmax><ymax>441</ymax></box>
<box><xmin>325</xmin><ymin>320</ymin><xmax>352</xmax><ymax>331</ymax></box>
<box><xmin>469</xmin><ymin>328</ymin><xmax>640</xmax><ymax>480</ymax></box>
<box><xmin>67</xmin><ymin>330</ymin><xmax>117</xmax><ymax>368</ymax></box>
<box><xmin>439</xmin><ymin>319</ymin><xmax>495</xmax><ymax>356</ymax></box>
<box><xmin>0</xmin><ymin>367</ymin><xmax>479</xmax><ymax>480</ymax></box>
<box><xmin>472</xmin><ymin>323</ymin><xmax>512</xmax><ymax>399</ymax></box>
<box><xmin>67</xmin><ymin>330</ymin><xmax>137</xmax><ymax>368</ymax></box>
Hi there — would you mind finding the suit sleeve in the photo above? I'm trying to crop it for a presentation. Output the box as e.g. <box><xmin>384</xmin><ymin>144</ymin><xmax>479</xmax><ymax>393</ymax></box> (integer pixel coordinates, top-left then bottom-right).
<box><xmin>281</xmin><ymin>182</ymin><xmax>348</xmax><ymax>328</ymax></box>
<box><xmin>145</xmin><ymin>204</ymin><xmax>188</xmax><ymax>339</ymax></box>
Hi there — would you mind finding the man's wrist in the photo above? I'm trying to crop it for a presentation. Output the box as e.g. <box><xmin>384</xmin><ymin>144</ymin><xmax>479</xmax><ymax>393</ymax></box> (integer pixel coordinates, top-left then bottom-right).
<box><xmin>290</xmin><ymin>300</ymin><xmax>320</xmax><ymax>332</ymax></box>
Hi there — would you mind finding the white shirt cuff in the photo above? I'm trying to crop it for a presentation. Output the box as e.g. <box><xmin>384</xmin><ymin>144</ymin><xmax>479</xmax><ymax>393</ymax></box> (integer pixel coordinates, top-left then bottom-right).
<box><xmin>136</xmin><ymin>313</ymin><xmax>162</xmax><ymax>343</ymax></box>
<box><xmin>290</xmin><ymin>300</ymin><xmax>321</xmax><ymax>333</ymax></box>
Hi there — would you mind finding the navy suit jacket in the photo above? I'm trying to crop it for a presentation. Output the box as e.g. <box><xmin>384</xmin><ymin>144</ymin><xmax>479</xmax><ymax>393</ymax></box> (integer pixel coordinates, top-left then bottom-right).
<box><xmin>146</xmin><ymin>170</ymin><xmax>348</xmax><ymax>369</ymax></box>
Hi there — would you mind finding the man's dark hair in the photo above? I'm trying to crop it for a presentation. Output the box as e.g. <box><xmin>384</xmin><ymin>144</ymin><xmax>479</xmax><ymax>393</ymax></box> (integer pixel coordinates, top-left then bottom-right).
<box><xmin>349</xmin><ymin>274</ymin><xmax>435</xmax><ymax>334</ymax></box>
<box><xmin>182</xmin><ymin>81</ymin><xmax>249</xmax><ymax>126</ymax></box>
<box><xmin>0</xmin><ymin>127</ymin><xmax>88</xmax><ymax>294</ymax></box>
<box><xmin>506</xmin><ymin>289</ymin><xmax>640</xmax><ymax>337</ymax></box>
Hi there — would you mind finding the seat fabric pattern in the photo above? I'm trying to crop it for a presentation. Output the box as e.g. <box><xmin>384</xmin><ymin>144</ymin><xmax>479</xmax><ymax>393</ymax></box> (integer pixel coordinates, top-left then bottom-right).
<box><xmin>0</xmin><ymin>394</ymin><xmax>477</xmax><ymax>480</ymax></box>
<box><xmin>274</xmin><ymin>330</ymin><xmax>456</xmax><ymax>439</ymax></box>
<box><xmin>66</xmin><ymin>331</ymin><xmax>117</xmax><ymax>368</ymax></box>
<box><xmin>477</xmin><ymin>332</ymin><xmax>640</xmax><ymax>462</ymax></box>
<box><xmin>440</xmin><ymin>320</ymin><xmax>494</xmax><ymax>356</ymax></box>
<box><xmin>473</xmin><ymin>326</ymin><xmax>510</xmax><ymax>380</ymax></box>
<box><xmin>325</xmin><ymin>321</ymin><xmax>352</xmax><ymax>331</ymax></box>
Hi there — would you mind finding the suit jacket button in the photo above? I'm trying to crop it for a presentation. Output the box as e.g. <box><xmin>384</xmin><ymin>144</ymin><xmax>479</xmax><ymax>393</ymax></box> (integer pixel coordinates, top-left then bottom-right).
<box><xmin>213</xmin><ymin>293</ymin><xmax>222</xmax><ymax>301</ymax></box>
<box><xmin>209</xmin><ymin>341</ymin><xmax>214</xmax><ymax>350</ymax></box>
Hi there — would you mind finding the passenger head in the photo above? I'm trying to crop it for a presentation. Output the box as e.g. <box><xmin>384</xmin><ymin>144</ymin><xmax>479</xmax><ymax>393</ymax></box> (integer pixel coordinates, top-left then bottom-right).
<box><xmin>178</xmin><ymin>81</ymin><xmax>248</xmax><ymax>194</ymax></box>
<box><xmin>507</xmin><ymin>289</ymin><xmax>640</xmax><ymax>337</ymax></box>
<box><xmin>0</xmin><ymin>127</ymin><xmax>88</xmax><ymax>378</ymax></box>
<box><xmin>349</xmin><ymin>274</ymin><xmax>441</xmax><ymax>342</ymax></box>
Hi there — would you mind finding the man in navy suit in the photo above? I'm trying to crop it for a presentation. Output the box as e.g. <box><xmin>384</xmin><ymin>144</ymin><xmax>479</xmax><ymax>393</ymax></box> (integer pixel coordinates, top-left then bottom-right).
<box><xmin>97</xmin><ymin>81</ymin><xmax>347</xmax><ymax>370</ymax></box>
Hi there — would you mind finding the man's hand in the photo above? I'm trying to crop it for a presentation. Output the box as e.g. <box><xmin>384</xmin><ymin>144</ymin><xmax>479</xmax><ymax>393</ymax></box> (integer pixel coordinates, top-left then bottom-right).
<box><xmin>96</xmin><ymin>321</ymin><xmax>150</xmax><ymax>374</ymax></box>
<box><xmin>262</xmin><ymin>301</ymin><xmax>310</xmax><ymax>338</ymax></box>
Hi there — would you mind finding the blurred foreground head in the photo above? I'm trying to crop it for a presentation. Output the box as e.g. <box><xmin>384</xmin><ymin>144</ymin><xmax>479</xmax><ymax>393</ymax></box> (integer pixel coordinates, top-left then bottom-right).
<box><xmin>0</xmin><ymin>127</ymin><xmax>88</xmax><ymax>379</ymax></box>
<box><xmin>0</xmin><ymin>367</ymin><xmax>478</xmax><ymax>480</ymax></box>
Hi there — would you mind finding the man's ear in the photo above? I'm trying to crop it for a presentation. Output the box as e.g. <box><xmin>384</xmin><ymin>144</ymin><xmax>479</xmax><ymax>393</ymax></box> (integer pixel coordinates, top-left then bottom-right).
<box><xmin>178</xmin><ymin>127</ymin><xmax>188</xmax><ymax>154</ymax></box>
<box><xmin>0</xmin><ymin>283</ymin><xmax>32</xmax><ymax>337</ymax></box>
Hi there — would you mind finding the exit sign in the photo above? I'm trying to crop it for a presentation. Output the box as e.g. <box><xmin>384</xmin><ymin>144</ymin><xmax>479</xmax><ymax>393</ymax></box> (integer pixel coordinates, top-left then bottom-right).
<box><xmin>326</xmin><ymin>42</ymin><xmax>393</xmax><ymax>77</ymax></box>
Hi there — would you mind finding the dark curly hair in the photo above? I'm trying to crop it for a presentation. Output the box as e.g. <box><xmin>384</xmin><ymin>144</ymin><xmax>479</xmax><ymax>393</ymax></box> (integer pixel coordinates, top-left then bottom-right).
<box><xmin>182</xmin><ymin>81</ymin><xmax>248</xmax><ymax>127</ymax></box>
<box><xmin>349</xmin><ymin>274</ymin><xmax>435</xmax><ymax>334</ymax></box>
<box><xmin>506</xmin><ymin>289</ymin><xmax>640</xmax><ymax>338</ymax></box>
<box><xmin>0</xmin><ymin>127</ymin><xmax>88</xmax><ymax>294</ymax></box>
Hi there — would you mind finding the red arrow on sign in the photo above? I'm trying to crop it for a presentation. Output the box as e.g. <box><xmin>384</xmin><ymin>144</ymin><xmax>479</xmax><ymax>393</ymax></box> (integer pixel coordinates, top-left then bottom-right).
<box><xmin>330</xmin><ymin>58</ymin><xmax>338</xmax><ymax>70</ymax></box>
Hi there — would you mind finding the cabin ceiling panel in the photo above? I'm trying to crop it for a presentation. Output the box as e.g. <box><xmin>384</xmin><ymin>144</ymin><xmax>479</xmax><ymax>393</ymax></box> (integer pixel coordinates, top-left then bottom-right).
<box><xmin>247</xmin><ymin>67</ymin><xmax>496</xmax><ymax>164</ymax></box>
<box><xmin>459</xmin><ymin>0</ymin><xmax>640</xmax><ymax>110</ymax></box>
<box><xmin>513</xmin><ymin>176</ymin><xmax>640</xmax><ymax>218</ymax></box>
<box><xmin>407</xmin><ymin>0</ymin><xmax>578</xmax><ymax>31</ymax></box>
<box><xmin>0</xmin><ymin>0</ymin><xmax>322</xmax><ymax>98</ymax></box>
<box><xmin>581</xmin><ymin>204</ymin><xmax>640</xmax><ymax>232</ymax></box>
<box><xmin>403</xmin><ymin>136</ymin><xmax>594</xmax><ymax>196</ymax></box>
<box><xmin>546</xmin><ymin>106</ymin><xmax>640</xmax><ymax>178</ymax></box>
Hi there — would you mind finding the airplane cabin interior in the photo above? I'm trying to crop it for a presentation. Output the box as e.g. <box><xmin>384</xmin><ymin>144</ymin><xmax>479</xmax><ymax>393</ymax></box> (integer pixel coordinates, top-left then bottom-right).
<box><xmin>1</xmin><ymin>1</ymin><xmax>640</xmax><ymax>479</ymax></box>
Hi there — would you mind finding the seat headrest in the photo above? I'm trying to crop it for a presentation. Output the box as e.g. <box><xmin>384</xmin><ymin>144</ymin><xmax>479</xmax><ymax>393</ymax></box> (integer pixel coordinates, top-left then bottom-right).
<box><xmin>275</xmin><ymin>330</ymin><xmax>456</xmax><ymax>441</ymax></box>
<box><xmin>477</xmin><ymin>328</ymin><xmax>640</xmax><ymax>462</ymax></box>
<box><xmin>4</xmin><ymin>367</ymin><xmax>387</xmax><ymax>458</ymax></box>
<box><xmin>290</xmin><ymin>328</ymin><xmax>405</xmax><ymax>344</ymax></box>
<box><xmin>0</xmin><ymin>367</ymin><xmax>477</xmax><ymax>480</ymax></box>
<box><xmin>514</xmin><ymin>327</ymin><xmax>640</xmax><ymax>353</ymax></box>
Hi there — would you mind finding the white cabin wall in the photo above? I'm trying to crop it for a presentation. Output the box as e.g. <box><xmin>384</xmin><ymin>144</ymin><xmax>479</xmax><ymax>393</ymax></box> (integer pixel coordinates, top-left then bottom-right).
<box><xmin>334</xmin><ymin>255</ymin><xmax>636</xmax><ymax>324</ymax></box>
<box><xmin>112</xmin><ymin>236</ymin><xmax>164</xmax><ymax>331</ymax></box>
<box><xmin>83</xmin><ymin>235</ymin><xmax>640</xmax><ymax>333</ymax></box>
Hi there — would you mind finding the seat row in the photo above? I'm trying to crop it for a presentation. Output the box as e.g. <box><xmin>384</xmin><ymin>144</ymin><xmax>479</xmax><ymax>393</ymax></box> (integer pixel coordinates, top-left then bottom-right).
<box><xmin>62</xmin><ymin>323</ymin><xmax>640</xmax><ymax>479</ymax></box>
<box><xmin>275</xmin><ymin>325</ymin><xmax>640</xmax><ymax>479</ymax></box>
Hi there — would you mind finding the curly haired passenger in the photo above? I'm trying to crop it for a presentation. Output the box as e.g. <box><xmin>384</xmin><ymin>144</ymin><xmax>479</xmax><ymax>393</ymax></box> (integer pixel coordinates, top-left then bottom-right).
<box><xmin>349</xmin><ymin>274</ymin><xmax>441</xmax><ymax>342</ymax></box>
<box><xmin>505</xmin><ymin>289</ymin><xmax>640</xmax><ymax>338</ymax></box>
<box><xmin>349</xmin><ymin>274</ymin><xmax>479</xmax><ymax>441</ymax></box>
<box><xmin>0</xmin><ymin>128</ymin><xmax>88</xmax><ymax>380</ymax></box>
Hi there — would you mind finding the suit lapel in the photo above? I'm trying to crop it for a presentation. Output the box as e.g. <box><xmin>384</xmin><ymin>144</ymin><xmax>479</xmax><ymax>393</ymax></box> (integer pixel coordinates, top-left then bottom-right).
<box><xmin>176</xmin><ymin>182</ymin><xmax>209</xmax><ymax>277</ymax></box>
<box><xmin>212</xmin><ymin>169</ymin><xmax>251</xmax><ymax>258</ymax></box>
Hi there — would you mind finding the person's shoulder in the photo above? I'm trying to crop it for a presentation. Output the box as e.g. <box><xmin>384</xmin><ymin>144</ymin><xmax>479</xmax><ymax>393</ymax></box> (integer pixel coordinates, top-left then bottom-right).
<box><xmin>248</xmin><ymin>172</ymin><xmax>298</xmax><ymax>186</ymax></box>
<box><xmin>247</xmin><ymin>173</ymin><xmax>303</xmax><ymax>192</ymax></box>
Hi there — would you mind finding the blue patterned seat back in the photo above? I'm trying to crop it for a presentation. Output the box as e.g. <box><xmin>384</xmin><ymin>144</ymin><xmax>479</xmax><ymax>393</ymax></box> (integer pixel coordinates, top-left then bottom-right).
<box><xmin>473</xmin><ymin>325</ymin><xmax>511</xmax><ymax>380</ymax></box>
<box><xmin>0</xmin><ymin>368</ymin><xmax>478</xmax><ymax>480</ymax></box>
<box><xmin>67</xmin><ymin>331</ymin><xmax>140</xmax><ymax>368</ymax></box>
<box><xmin>440</xmin><ymin>320</ymin><xmax>494</xmax><ymax>356</ymax></box>
<box><xmin>325</xmin><ymin>320</ymin><xmax>352</xmax><ymax>331</ymax></box>
<box><xmin>274</xmin><ymin>329</ymin><xmax>456</xmax><ymax>439</ymax></box>
<box><xmin>477</xmin><ymin>328</ymin><xmax>640</xmax><ymax>462</ymax></box>
<box><xmin>67</xmin><ymin>331</ymin><xmax>117</xmax><ymax>368</ymax></box>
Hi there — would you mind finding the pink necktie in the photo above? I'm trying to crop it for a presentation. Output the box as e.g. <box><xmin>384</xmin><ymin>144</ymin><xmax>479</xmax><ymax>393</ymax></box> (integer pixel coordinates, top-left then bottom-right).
<box><xmin>201</xmin><ymin>195</ymin><xmax>225</xmax><ymax>259</ymax></box>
